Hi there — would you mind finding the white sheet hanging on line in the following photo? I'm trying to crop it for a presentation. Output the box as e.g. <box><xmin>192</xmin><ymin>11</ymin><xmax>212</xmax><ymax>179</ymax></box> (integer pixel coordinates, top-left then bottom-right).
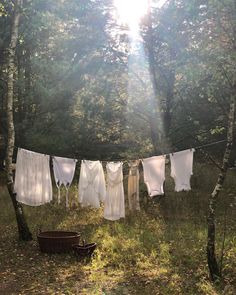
<box><xmin>170</xmin><ymin>149</ymin><xmax>195</xmax><ymax>192</ymax></box>
<box><xmin>78</xmin><ymin>160</ymin><xmax>106</xmax><ymax>208</ymax></box>
<box><xmin>52</xmin><ymin>156</ymin><xmax>77</xmax><ymax>207</ymax></box>
<box><xmin>142</xmin><ymin>155</ymin><xmax>166</xmax><ymax>197</ymax></box>
<box><xmin>104</xmin><ymin>162</ymin><xmax>125</xmax><ymax>221</ymax></box>
<box><xmin>14</xmin><ymin>148</ymin><xmax>52</xmax><ymax>206</ymax></box>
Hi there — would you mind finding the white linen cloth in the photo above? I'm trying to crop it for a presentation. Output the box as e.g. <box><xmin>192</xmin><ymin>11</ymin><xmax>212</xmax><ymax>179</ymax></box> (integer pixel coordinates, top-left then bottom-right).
<box><xmin>52</xmin><ymin>156</ymin><xmax>77</xmax><ymax>207</ymax></box>
<box><xmin>142</xmin><ymin>155</ymin><xmax>166</xmax><ymax>197</ymax></box>
<box><xmin>78</xmin><ymin>160</ymin><xmax>106</xmax><ymax>208</ymax></box>
<box><xmin>170</xmin><ymin>149</ymin><xmax>195</xmax><ymax>192</ymax></box>
<box><xmin>104</xmin><ymin>162</ymin><xmax>125</xmax><ymax>220</ymax></box>
<box><xmin>14</xmin><ymin>148</ymin><xmax>52</xmax><ymax>206</ymax></box>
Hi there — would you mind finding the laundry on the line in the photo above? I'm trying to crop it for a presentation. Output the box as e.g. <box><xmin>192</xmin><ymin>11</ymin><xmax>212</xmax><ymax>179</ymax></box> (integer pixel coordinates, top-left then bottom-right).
<box><xmin>14</xmin><ymin>148</ymin><xmax>52</xmax><ymax>206</ymax></box>
<box><xmin>78</xmin><ymin>160</ymin><xmax>106</xmax><ymax>208</ymax></box>
<box><xmin>170</xmin><ymin>149</ymin><xmax>195</xmax><ymax>192</ymax></box>
<box><xmin>128</xmin><ymin>160</ymin><xmax>140</xmax><ymax>211</ymax></box>
<box><xmin>13</xmin><ymin>145</ymin><xmax>201</xmax><ymax>217</ymax></box>
<box><xmin>52</xmin><ymin>156</ymin><xmax>77</xmax><ymax>207</ymax></box>
<box><xmin>104</xmin><ymin>162</ymin><xmax>125</xmax><ymax>220</ymax></box>
<box><xmin>142</xmin><ymin>155</ymin><xmax>166</xmax><ymax>197</ymax></box>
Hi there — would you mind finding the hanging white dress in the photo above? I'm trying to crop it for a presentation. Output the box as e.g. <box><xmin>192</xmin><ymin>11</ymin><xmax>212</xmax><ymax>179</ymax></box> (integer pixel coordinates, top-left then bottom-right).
<box><xmin>14</xmin><ymin>148</ymin><xmax>52</xmax><ymax>206</ymax></box>
<box><xmin>170</xmin><ymin>149</ymin><xmax>195</xmax><ymax>192</ymax></box>
<box><xmin>78</xmin><ymin>160</ymin><xmax>106</xmax><ymax>208</ymax></box>
<box><xmin>142</xmin><ymin>155</ymin><xmax>166</xmax><ymax>197</ymax></box>
<box><xmin>52</xmin><ymin>156</ymin><xmax>77</xmax><ymax>207</ymax></box>
<box><xmin>104</xmin><ymin>162</ymin><xmax>125</xmax><ymax>221</ymax></box>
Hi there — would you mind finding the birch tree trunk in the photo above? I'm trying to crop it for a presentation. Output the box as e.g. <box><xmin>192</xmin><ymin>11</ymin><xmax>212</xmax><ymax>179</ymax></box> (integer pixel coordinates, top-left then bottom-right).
<box><xmin>6</xmin><ymin>0</ymin><xmax>32</xmax><ymax>241</ymax></box>
<box><xmin>207</xmin><ymin>86</ymin><xmax>235</xmax><ymax>281</ymax></box>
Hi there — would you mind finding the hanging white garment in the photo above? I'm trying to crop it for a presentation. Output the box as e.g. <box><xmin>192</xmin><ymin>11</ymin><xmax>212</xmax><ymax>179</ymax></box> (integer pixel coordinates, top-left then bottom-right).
<box><xmin>170</xmin><ymin>149</ymin><xmax>195</xmax><ymax>192</ymax></box>
<box><xmin>104</xmin><ymin>162</ymin><xmax>125</xmax><ymax>221</ymax></box>
<box><xmin>14</xmin><ymin>148</ymin><xmax>52</xmax><ymax>206</ymax></box>
<box><xmin>52</xmin><ymin>156</ymin><xmax>77</xmax><ymax>207</ymax></box>
<box><xmin>78</xmin><ymin>160</ymin><xmax>106</xmax><ymax>208</ymax></box>
<box><xmin>142</xmin><ymin>155</ymin><xmax>166</xmax><ymax>197</ymax></box>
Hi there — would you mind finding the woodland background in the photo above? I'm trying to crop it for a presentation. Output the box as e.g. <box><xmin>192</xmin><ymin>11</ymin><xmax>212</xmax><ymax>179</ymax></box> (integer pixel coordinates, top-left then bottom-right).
<box><xmin>0</xmin><ymin>0</ymin><xmax>235</xmax><ymax>161</ymax></box>
<box><xmin>0</xmin><ymin>0</ymin><xmax>236</xmax><ymax>294</ymax></box>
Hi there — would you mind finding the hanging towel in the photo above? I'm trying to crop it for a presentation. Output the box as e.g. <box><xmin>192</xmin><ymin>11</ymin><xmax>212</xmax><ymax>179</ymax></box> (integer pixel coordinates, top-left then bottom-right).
<box><xmin>104</xmin><ymin>162</ymin><xmax>125</xmax><ymax>220</ymax></box>
<box><xmin>14</xmin><ymin>148</ymin><xmax>52</xmax><ymax>206</ymax></box>
<box><xmin>78</xmin><ymin>160</ymin><xmax>106</xmax><ymax>208</ymax></box>
<box><xmin>52</xmin><ymin>156</ymin><xmax>77</xmax><ymax>207</ymax></box>
<box><xmin>128</xmin><ymin>160</ymin><xmax>140</xmax><ymax>211</ymax></box>
<box><xmin>142</xmin><ymin>155</ymin><xmax>166</xmax><ymax>197</ymax></box>
<box><xmin>170</xmin><ymin>149</ymin><xmax>195</xmax><ymax>192</ymax></box>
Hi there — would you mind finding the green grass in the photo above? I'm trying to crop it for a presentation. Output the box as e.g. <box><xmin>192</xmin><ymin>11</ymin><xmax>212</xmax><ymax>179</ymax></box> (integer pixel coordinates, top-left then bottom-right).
<box><xmin>0</xmin><ymin>164</ymin><xmax>236</xmax><ymax>294</ymax></box>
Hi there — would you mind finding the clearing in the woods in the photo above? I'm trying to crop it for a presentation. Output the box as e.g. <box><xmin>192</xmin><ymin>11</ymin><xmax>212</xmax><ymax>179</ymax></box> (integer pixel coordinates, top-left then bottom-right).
<box><xmin>0</xmin><ymin>165</ymin><xmax>236</xmax><ymax>295</ymax></box>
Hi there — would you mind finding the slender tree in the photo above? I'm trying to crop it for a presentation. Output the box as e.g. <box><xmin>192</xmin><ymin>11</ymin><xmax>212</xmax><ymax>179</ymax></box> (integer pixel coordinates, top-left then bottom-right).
<box><xmin>5</xmin><ymin>0</ymin><xmax>32</xmax><ymax>241</ymax></box>
<box><xmin>207</xmin><ymin>82</ymin><xmax>235</xmax><ymax>280</ymax></box>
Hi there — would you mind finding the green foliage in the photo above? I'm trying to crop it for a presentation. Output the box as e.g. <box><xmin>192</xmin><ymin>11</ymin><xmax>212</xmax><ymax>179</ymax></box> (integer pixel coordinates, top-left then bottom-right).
<box><xmin>0</xmin><ymin>0</ymin><xmax>235</xmax><ymax>160</ymax></box>
<box><xmin>0</xmin><ymin>3</ymin><xmax>231</xmax><ymax>160</ymax></box>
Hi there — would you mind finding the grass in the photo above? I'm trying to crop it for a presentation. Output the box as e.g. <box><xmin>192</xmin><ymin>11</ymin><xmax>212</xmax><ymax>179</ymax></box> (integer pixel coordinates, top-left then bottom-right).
<box><xmin>0</xmin><ymin>163</ymin><xmax>236</xmax><ymax>294</ymax></box>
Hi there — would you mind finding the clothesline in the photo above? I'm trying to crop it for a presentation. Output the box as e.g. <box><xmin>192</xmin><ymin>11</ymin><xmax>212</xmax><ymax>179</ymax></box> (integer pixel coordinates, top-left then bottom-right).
<box><xmin>14</xmin><ymin>147</ymin><xmax>195</xmax><ymax>211</ymax></box>
<box><xmin>87</xmin><ymin>139</ymin><xmax>228</xmax><ymax>162</ymax></box>
<box><xmin>192</xmin><ymin>139</ymin><xmax>227</xmax><ymax>151</ymax></box>
<box><xmin>13</xmin><ymin>142</ymin><xmax>215</xmax><ymax>217</ymax></box>
<box><xmin>14</xmin><ymin>139</ymin><xmax>227</xmax><ymax>163</ymax></box>
<box><xmin>78</xmin><ymin>139</ymin><xmax>227</xmax><ymax>163</ymax></box>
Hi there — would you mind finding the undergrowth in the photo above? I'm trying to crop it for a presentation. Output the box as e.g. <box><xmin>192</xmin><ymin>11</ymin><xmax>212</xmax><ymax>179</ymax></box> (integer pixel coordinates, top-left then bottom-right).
<box><xmin>0</xmin><ymin>164</ymin><xmax>235</xmax><ymax>294</ymax></box>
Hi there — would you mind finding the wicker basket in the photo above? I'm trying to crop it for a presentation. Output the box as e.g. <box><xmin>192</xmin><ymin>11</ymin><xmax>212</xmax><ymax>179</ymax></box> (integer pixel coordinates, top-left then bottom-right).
<box><xmin>72</xmin><ymin>242</ymin><xmax>97</xmax><ymax>258</ymax></box>
<box><xmin>37</xmin><ymin>231</ymin><xmax>80</xmax><ymax>253</ymax></box>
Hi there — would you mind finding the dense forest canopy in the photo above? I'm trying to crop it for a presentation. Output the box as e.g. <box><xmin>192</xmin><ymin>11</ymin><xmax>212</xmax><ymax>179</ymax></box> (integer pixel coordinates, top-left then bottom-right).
<box><xmin>0</xmin><ymin>0</ymin><xmax>235</xmax><ymax>162</ymax></box>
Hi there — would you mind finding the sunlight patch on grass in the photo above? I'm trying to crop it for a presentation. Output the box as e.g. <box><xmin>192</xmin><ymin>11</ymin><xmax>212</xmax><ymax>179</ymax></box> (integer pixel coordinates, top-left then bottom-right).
<box><xmin>196</xmin><ymin>279</ymin><xmax>221</xmax><ymax>295</ymax></box>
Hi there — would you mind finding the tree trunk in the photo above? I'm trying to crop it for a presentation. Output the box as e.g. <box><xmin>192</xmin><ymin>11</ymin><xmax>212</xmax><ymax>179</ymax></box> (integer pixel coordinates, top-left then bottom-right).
<box><xmin>6</xmin><ymin>0</ymin><xmax>32</xmax><ymax>241</ymax></box>
<box><xmin>207</xmin><ymin>87</ymin><xmax>235</xmax><ymax>281</ymax></box>
<box><xmin>145</xmin><ymin>0</ymin><xmax>174</xmax><ymax>154</ymax></box>
<box><xmin>145</xmin><ymin>4</ymin><xmax>163</xmax><ymax>154</ymax></box>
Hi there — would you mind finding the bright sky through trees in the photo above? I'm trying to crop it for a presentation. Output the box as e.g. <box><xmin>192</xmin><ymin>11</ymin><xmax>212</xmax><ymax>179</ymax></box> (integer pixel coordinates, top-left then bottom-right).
<box><xmin>114</xmin><ymin>0</ymin><xmax>167</xmax><ymax>28</ymax></box>
<box><xmin>113</xmin><ymin>0</ymin><xmax>165</xmax><ymax>143</ymax></box>
<box><xmin>114</xmin><ymin>0</ymin><xmax>148</xmax><ymax>28</ymax></box>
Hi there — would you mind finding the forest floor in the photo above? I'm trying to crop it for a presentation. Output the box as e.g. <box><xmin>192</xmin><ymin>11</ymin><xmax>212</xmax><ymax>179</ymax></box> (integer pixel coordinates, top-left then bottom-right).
<box><xmin>0</xmin><ymin>164</ymin><xmax>236</xmax><ymax>295</ymax></box>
